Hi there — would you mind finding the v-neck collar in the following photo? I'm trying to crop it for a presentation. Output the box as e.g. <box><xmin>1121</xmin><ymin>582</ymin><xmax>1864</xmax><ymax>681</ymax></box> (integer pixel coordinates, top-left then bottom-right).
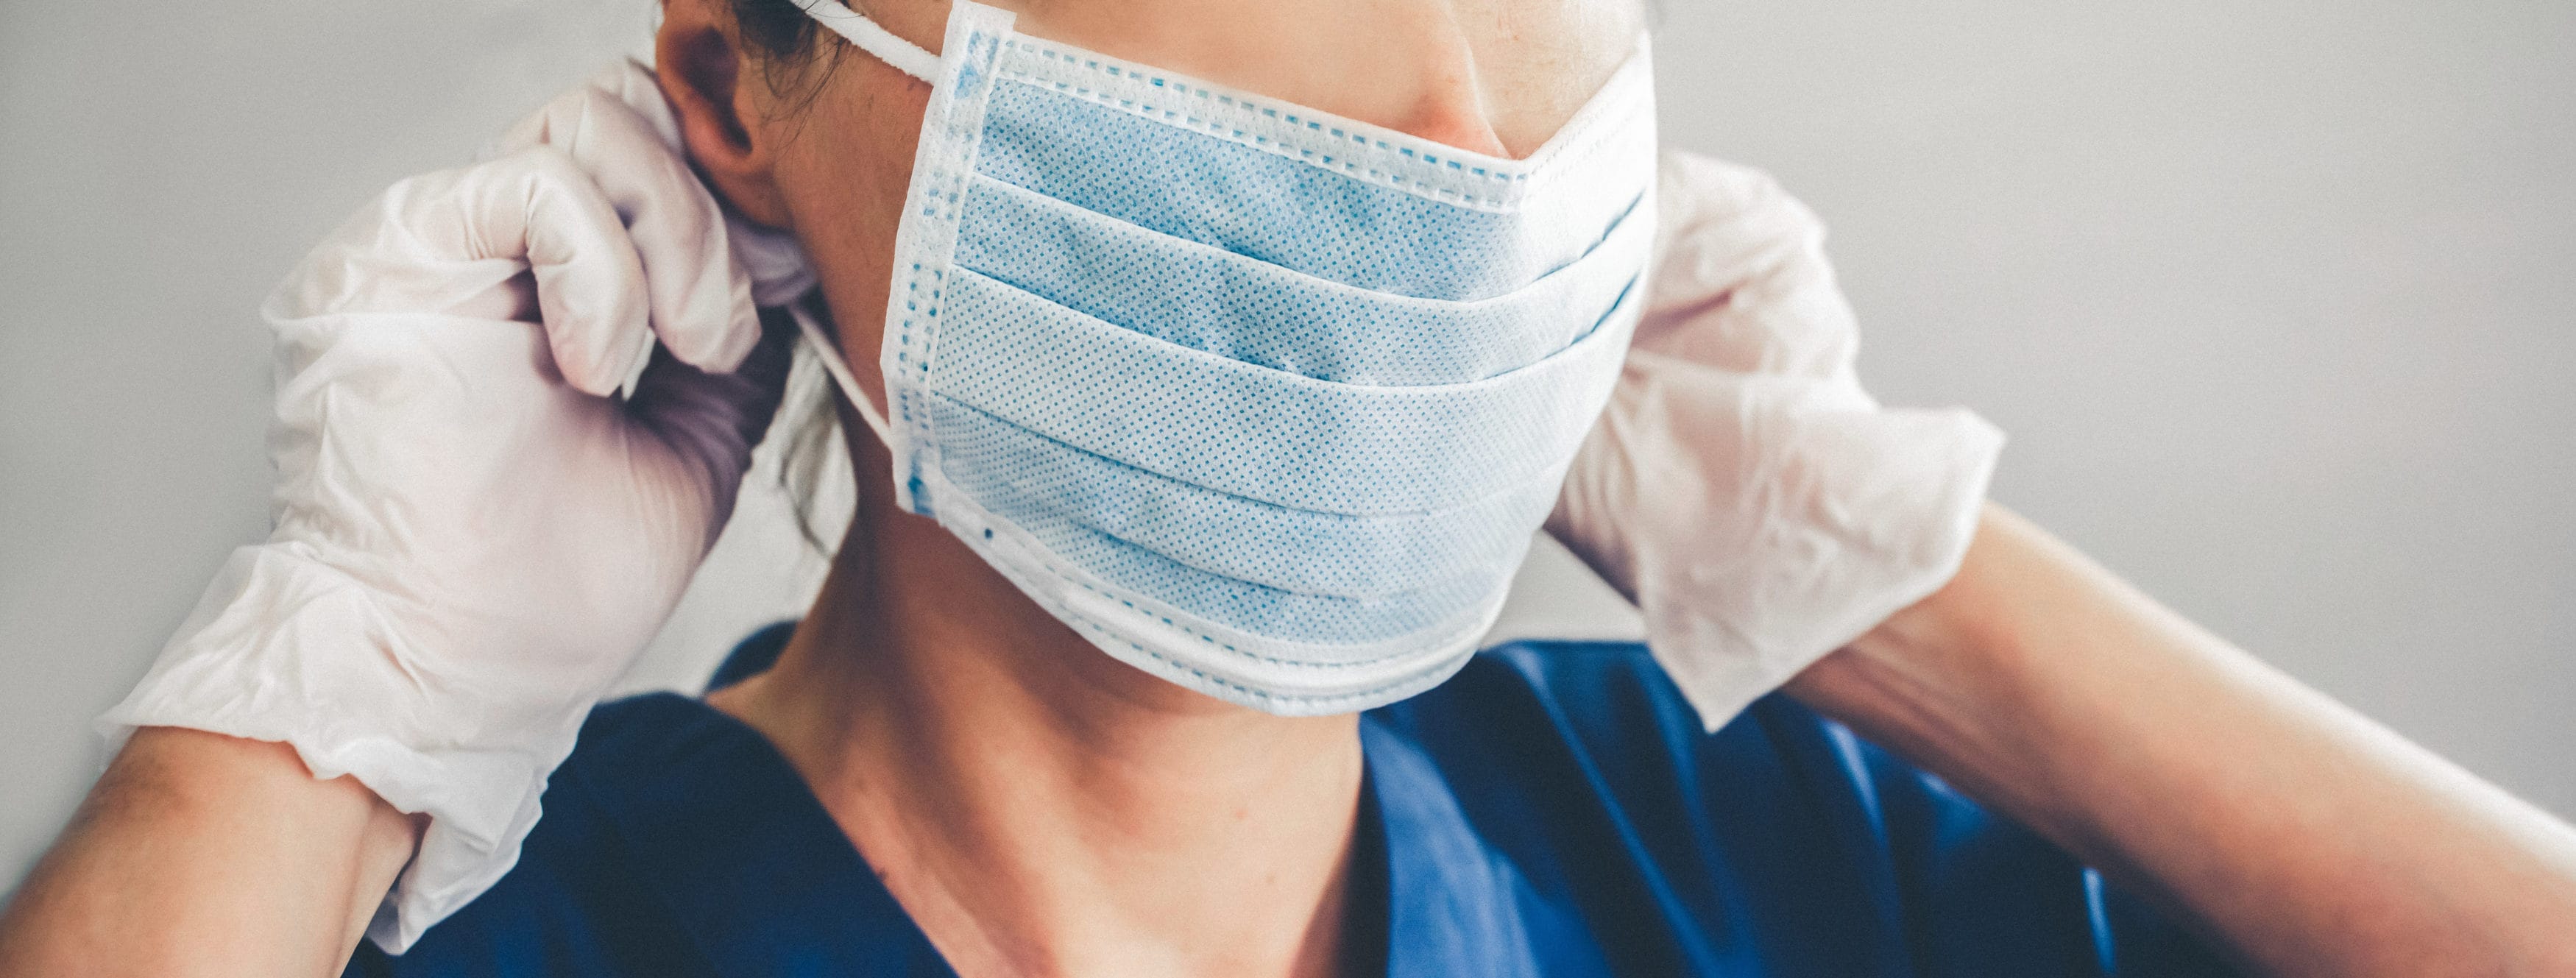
<box><xmin>570</xmin><ymin>694</ymin><xmax>1541</xmax><ymax>977</ymax></box>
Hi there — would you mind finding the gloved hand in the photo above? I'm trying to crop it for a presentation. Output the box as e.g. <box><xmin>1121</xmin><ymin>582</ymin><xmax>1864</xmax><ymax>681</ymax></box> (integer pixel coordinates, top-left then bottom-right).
<box><xmin>99</xmin><ymin>61</ymin><xmax>810</xmax><ymax>951</ymax></box>
<box><xmin>1549</xmin><ymin>151</ymin><xmax>2005</xmax><ymax>731</ymax></box>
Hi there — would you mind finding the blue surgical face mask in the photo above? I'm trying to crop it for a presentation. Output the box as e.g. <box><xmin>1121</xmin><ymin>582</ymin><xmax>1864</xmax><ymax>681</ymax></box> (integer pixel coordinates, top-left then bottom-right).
<box><xmin>790</xmin><ymin>0</ymin><xmax>1657</xmax><ymax>715</ymax></box>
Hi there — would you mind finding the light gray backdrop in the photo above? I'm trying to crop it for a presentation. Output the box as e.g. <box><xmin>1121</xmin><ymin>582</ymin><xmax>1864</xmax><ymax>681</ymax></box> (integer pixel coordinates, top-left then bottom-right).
<box><xmin>4</xmin><ymin>0</ymin><xmax>2570</xmax><ymax>896</ymax></box>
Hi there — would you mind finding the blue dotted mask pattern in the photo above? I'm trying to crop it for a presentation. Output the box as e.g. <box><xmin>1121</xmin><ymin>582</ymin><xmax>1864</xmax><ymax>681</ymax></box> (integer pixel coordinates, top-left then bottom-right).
<box><xmin>794</xmin><ymin>0</ymin><xmax>1660</xmax><ymax>714</ymax></box>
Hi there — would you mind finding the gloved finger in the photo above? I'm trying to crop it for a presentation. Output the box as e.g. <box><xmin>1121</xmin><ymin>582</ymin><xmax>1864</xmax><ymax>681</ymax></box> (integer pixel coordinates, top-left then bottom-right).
<box><xmin>1634</xmin><ymin>152</ymin><xmax>1857</xmax><ymax>379</ymax></box>
<box><xmin>463</xmin><ymin>146</ymin><xmax>657</xmax><ymax>397</ymax></box>
<box><xmin>264</xmin><ymin>166</ymin><xmax>537</xmax><ymax>325</ymax></box>
<box><xmin>270</xmin><ymin>152</ymin><xmax>657</xmax><ymax>398</ymax></box>
<box><xmin>498</xmin><ymin>63</ymin><xmax>762</xmax><ymax>375</ymax></box>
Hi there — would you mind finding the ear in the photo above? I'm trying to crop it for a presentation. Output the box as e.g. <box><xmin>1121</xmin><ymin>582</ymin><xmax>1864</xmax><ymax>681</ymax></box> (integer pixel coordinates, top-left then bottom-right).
<box><xmin>656</xmin><ymin>0</ymin><xmax>794</xmax><ymax>228</ymax></box>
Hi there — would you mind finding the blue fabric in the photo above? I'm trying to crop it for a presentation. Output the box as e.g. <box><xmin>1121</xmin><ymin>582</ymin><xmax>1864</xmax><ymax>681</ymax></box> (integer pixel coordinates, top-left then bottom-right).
<box><xmin>349</xmin><ymin>628</ymin><xmax>2239</xmax><ymax>977</ymax></box>
<box><xmin>972</xmin><ymin>71</ymin><xmax>1635</xmax><ymax>302</ymax></box>
<box><xmin>953</xmin><ymin>174</ymin><xmax>1631</xmax><ymax>386</ymax></box>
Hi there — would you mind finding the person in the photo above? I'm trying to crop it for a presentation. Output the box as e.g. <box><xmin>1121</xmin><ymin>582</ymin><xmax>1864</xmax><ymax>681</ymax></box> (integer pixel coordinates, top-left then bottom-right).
<box><xmin>4</xmin><ymin>0</ymin><xmax>2575</xmax><ymax>974</ymax></box>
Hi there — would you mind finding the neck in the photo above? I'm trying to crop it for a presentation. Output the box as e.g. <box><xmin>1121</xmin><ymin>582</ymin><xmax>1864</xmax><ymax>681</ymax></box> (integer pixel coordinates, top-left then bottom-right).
<box><xmin>710</xmin><ymin>443</ymin><xmax>1368</xmax><ymax>978</ymax></box>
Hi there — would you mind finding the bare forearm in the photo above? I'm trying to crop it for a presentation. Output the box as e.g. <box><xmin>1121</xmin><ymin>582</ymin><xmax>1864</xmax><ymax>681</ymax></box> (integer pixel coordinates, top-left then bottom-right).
<box><xmin>0</xmin><ymin>727</ymin><xmax>420</xmax><ymax>977</ymax></box>
<box><xmin>1788</xmin><ymin>504</ymin><xmax>2576</xmax><ymax>976</ymax></box>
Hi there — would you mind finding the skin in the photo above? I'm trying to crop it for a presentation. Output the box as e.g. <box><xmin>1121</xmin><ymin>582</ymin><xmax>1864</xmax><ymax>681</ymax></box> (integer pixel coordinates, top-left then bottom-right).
<box><xmin>1791</xmin><ymin>506</ymin><xmax>2576</xmax><ymax>974</ymax></box>
<box><xmin>4</xmin><ymin>0</ymin><xmax>2575</xmax><ymax>975</ymax></box>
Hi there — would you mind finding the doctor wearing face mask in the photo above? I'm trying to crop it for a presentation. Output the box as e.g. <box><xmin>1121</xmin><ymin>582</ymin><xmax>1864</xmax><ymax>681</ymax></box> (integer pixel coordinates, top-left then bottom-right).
<box><xmin>6</xmin><ymin>0</ymin><xmax>2576</xmax><ymax>974</ymax></box>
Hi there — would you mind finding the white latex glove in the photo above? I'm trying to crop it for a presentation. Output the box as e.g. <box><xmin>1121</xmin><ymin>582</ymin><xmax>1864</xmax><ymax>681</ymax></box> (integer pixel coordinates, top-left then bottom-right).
<box><xmin>99</xmin><ymin>61</ymin><xmax>810</xmax><ymax>952</ymax></box>
<box><xmin>1549</xmin><ymin>151</ymin><xmax>2006</xmax><ymax>731</ymax></box>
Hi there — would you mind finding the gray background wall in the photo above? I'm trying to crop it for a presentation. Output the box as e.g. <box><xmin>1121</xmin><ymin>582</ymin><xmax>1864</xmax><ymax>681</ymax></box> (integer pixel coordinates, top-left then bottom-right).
<box><xmin>4</xmin><ymin>0</ymin><xmax>2569</xmax><ymax>896</ymax></box>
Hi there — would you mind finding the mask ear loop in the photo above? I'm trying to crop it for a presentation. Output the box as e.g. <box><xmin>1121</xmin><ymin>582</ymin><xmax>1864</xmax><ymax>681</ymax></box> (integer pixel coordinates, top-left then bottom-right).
<box><xmin>798</xmin><ymin>0</ymin><xmax>941</xmax><ymax>82</ymax></box>
<box><xmin>785</xmin><ymin>2</ymin><xmax>934</xmax><ymax>450</ymax></box>
<box><xmin>789</xmin><ymin>299</ymin><xmax>896</xmax><ymax>448</ymax></box>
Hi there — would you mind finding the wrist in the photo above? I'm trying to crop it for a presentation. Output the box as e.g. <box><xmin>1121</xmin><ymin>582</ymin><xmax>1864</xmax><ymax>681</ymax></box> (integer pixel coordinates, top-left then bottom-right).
<box><xmin>1785</xmin><ymin>503</ymin><xmax>2028</xmax><ymax>721</ymax></box>
<box><xmin>0</xmin><ymin>728</ymin><xmax>420</xmax><ymax>977</ymax></box>
<box><xmin>1780</xmin><ymin>505</ymin><xmax>2096</xmax><ymax>832</ymax></box>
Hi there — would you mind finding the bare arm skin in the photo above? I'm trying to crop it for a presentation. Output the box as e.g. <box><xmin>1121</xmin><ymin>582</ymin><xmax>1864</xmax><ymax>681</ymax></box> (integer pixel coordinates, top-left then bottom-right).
<box><xmin>1790</xmin><ymin>504</ymin><xmax>2576</xmax><ymax>976</ymax></box>
<box><xmin>0</xmin><ymin>728</ymin><xmax>419</xmax><ymax>978</ymax></box>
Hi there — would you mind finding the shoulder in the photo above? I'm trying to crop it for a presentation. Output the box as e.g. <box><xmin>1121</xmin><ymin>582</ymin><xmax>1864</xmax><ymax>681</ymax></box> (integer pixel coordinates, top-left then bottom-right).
<box><xmin>1376</xmin><ymin>641</ymin><xmax>1911</xmax><ymax>872</ymax></box>
<box><xmin>350</xmin><ymin>689</ymin><xmax>930</xmax><ymax>978</ymax></box>
<box><xmin>1379</xmin><ymin>640</ymin><xmax>1845</xmax><ymax>803</ymax></box>
<box><xmin>344</xmin><ymin>695</ymin><xmax>733</xmax><ymax>977</ymax></box>
<box><xmin>1373</xmin><ymin>641</ymin><xmax>2238</xmax><ymax>976</ymax></box>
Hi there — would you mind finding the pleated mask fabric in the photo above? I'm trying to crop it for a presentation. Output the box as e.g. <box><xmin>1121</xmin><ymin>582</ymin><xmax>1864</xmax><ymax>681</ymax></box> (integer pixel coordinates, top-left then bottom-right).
<box><xmin>791</xmin><ymin>0</ymin><xmax>1658</xmax><ymax>713</ymax></box>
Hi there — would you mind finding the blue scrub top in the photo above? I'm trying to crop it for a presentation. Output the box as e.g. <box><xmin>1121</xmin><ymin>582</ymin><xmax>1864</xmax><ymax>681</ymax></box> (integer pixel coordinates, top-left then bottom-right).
<box><xmin>348</xmin><ymin>627</ymin><xmax>2238</xmax><ymax>977</ymax></box>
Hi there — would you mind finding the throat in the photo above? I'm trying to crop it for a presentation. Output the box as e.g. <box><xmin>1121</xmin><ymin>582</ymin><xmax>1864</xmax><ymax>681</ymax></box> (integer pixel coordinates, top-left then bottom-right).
<box><xmin>871</xmin><ymin>703</ymin><xmax>1372</xmax><ymax>977</ymax></box>
<box><xmin>708</xmin><ymin>551</ymin><xmax>1377</xmax><ymax>978</ymax></box>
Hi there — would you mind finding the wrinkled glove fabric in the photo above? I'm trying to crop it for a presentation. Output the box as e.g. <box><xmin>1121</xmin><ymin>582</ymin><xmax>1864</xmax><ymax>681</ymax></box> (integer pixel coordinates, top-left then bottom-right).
<box><xmin>97</xmin><ymin>61</ymin><xmax>810</xmax><ymax>952</ymax></box>
<box><xmin>1549</xmin><ymin>152</ymin><xmax>2003</xmax><ymax>731</ymax></box>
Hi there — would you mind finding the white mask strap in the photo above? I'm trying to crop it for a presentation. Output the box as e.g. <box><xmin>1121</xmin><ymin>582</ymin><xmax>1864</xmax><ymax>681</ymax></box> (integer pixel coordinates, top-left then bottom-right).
<box><xmin>789</xmin><ymin>300</ymin><xmax>896</xmax><ymax>449</ymax></box>
<box><xmin>799</xmin><ymin>0</ymin><xmax>942</xmax><ymax>82</ymax></box>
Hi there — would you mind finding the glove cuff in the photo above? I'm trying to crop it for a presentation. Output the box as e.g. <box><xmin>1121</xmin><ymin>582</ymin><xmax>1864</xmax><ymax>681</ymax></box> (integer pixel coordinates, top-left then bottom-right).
<box><xmin>1637</xmin><ymin>406</ymin><xmax>2004</xmax><ymax>732</ymax></box>
<box><xmin>96</xmin><ymin>543</ymin><xmax>576</xmax><ymax>952</ymax></box>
